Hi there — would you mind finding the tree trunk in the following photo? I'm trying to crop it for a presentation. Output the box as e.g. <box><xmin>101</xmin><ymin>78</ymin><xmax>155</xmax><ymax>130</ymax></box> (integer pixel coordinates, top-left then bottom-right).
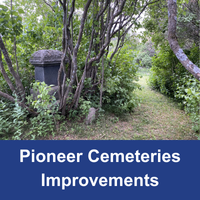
<box><xmin>168</xmin><ymin>0</ymin><xmax>200</xmax><ymax>81</ymax></box>
<box><xmin>0</xmin><ymin>35</ymin><xmax>25</xmax><ymax>102</ymax></box>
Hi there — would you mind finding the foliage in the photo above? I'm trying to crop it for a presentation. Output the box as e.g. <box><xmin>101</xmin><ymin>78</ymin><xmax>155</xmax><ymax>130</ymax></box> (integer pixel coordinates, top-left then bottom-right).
<box><xmin>0</xmin><ymin>100</ymin><xmax>15</xmax><ymax>135</ymax></box>
<box><xmin>148</xmin><ymin>45</ymin><xmax>178</xmax><ymax>96</ymax></box>
<box><xmin>134</xmin><ymin>41</ymin><xmax>155</xmax><ymax>68</ymax></box>
<box><xmin>142</xmin><ymin>0</ymin><xmax>168</xmax><ymax>48</ymax></box>
<box><xmin>149</xmin><ymin>44</ymin><xmax>200</xmax><ymax>133</ymax></box>
<box><xmin>143</xmin><ymin>0</ymin><xmax>200</xmax><ymax>136</ymax></box>
<box><xmin>68</xmin><ymin>97</ymin><xmax>92</xmax><ymax>119</ymax></box>
<box><xmin>149</xmin><ymin>43</ymin><xmax>199</xmax><ymax>93</ymax></box>
<box><xmin>26</xmin><ymin>82</ymin><xmax>61</xmax><ymax>139</ymax></box>
<box><xmin>137</xmin><ymin>52</ymin><xmax>152</xmax><ymax>68</ymax></box>
<box><xmin>0</xmin><ymin>4</ymin><xmax>23</xmax><ymax>39</ymax></box>
<box><xmin>143</xmin><ymin>0</ymin><xmax>199</xmax><ymax>49</ymax></box>
<box><xmin>103</xmin><ymin>45</ymin><xmax>141</xmax><ymax>113</ymax></box>
<box><xmin>0</xmin><ymin>82</ymin><xmax>61</xmax><ymax>139</ymax></box>
<box><xmin>0</xmin><ymin>95</ymin><xmax>28</xmax><ymax>138</ymax></box>
<box><xmin>0</xmin><ymin>0</ymin><xmax>154</xmax><ymax>139</ymax></box>
<box><xmin>79</xmin><ymin>97</ymin><xmax>91</xmax><ymax>116</ymax></box>
<box><xmin>175</xmin><ymin>75</ymin><xmax>200</xmax><ymax>134</ymax></box>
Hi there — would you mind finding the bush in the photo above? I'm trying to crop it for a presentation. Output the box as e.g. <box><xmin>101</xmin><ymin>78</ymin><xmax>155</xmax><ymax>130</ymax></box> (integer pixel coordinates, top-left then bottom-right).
<box><xmin>0</xmin><ymin>95</ymin><xmax>28</xmax><ymax>139</ymax></box>
<box><xmin>148</xmin><ymin>45</ymin><xmax>179</xmax><ymax>96</ymax></box>
<box><xmin>149</xmin><ymin>44</ymin><xmax>200</xmax><ymax>134</ymax></box>
<box><xmin>103</xmin><ymin>45</ymin><xmax>141</xmax><ymax>113</ymax></box>
<box><xmin>175</xmin><ymin>75</ymin><xmax>200</xmax><ymax>133</ymax></box>
<box><xmin>26</xmin><ymin>82</ymin><xmax>61</xmax><ymax>139</ymax></box>
<box><xmin>0</xmin><ymin>82</ymin><xmax>61</xmax><ymax>140</ymax></box>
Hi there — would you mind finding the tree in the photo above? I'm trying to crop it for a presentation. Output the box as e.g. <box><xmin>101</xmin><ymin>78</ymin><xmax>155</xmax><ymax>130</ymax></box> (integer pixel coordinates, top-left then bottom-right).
<box><xmin>57</xmin><ymin>0</ymin><xmax>159</xmax><ymax>115</ymax></box>
<box><xmin>0</xmin><ymin>0</ymin><xmax>159</xmax><ymax>116</ymax></box>
<box><xmin>168</xmin><ymin>0</ymin><xmax>200</xmax><ymax>81</ymax></box>
<box><xmin>0</xmin><ymin>1</ymin><xmax>37</xmax><ymax>114</ymax></box>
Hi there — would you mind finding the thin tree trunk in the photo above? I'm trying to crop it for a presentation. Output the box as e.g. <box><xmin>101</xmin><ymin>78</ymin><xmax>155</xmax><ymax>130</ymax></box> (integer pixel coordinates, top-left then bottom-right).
<box><xmin>14</xmin><ymin>37</ymin><xmax>19</xmax><ymax>75</ymax></box>
<box><xmin>60</xmin><ymin>0</ymin><xmax>92</xmax><ymax>115</ymax></box>
<box><xmin>100</xmin><ymin>1</ymin><xmax>105</xmax><ymax>108</ymax></box>
<box><xmin>100</xmin><ymin>56</ymin><xmax>104</xmax><ymax>107</ymax></box>
<box><xmin>0</xmin><ymin>50</ymin><xmax>16</xmax><ymax>93</ymax></box>
<box><xmin>0</xmin><ymin>36</ymin><xmax>25</xmax><ymax>102</ymax></box>
<box><xmin>11</xmin><ymin>0</ymin><xmax>19</xmax><ymax>75</ymax></box>
<box><xmin>0</xmin><ymin>90</ymin><xmax>15</xmax><ymax>102</ymax></box>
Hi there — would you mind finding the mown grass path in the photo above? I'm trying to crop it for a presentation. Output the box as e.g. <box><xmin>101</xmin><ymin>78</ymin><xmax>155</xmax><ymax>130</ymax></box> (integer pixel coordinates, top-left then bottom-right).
<box><xmin>132</xmin><ymin>74</ymin><xmax>196</xmax><ymax>140</ymax></box>
<box><xmin>49</xmin><ymin>71</ymin><xmax>196</xmax><ymax>140</ymax></box>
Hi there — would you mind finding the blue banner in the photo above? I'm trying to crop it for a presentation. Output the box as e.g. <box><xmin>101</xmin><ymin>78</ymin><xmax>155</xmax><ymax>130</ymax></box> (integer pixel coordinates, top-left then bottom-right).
<box><xmin>0</xmin><ymin>141</ymin><xmax>199</xmax><ymax>200</ymax></box>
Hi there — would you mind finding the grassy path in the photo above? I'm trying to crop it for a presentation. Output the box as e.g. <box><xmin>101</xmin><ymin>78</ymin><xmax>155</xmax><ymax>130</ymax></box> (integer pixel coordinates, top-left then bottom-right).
<box><xmin>49</xmin><ymin>71</ymin><xmax>196</xmax><ymax>140</ymax></box>
<box><xmin>132</xmin><ymin>74</ymin><xmax>196</xmax><ymax>140</ymax></box>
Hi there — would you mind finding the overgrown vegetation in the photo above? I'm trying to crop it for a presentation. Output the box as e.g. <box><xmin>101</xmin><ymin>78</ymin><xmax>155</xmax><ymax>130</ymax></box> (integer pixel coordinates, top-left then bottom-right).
<box><xmin>146</xmin><ymin>0</ymin><xmax>200</xmax><ymax>134</ymax></box>
<box><xmin>134</xmin><ymin>40</ymin><xmax>155</xmax><ymax>69</ymax></box>
<box><xmin>0</xmin><ymin>82</ymin><xmax>62</xmax><ymax>139</ymax></box>
<box><xmin>0</xmin><ymin>0</ymin><xmax>199</xmax><ymax>140</ymax></box>
<box><xmin>43</xmin><ymin>72</ymin><xmax>196</xmax><ymax>140</ymax></box>
<box><xmin>0</xmin><ymin>0</ymin><xmax>145</xmax><ymax>139</ymax></box>
<box><xmin>103</xmin><ymin>44</ymin><xmax>141</xmax><ymax>114</ymax></box>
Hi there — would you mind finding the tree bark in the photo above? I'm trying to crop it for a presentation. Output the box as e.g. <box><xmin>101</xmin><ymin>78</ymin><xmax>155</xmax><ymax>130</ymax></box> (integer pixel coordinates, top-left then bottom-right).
<box><xmin>100</xmin><ymin>56</ymin><xmax>104</xmax><ymax>107</ymax></box>
<box><xmin>0</xmin><ymin>90</ymin><xmax>15</xmax><ymax>102</ymax></box>
<box><xmin>0</xmin><ymin>50</ymin><xmax>16</xmax><ymax>93</ymax></box>
<box><xmin>168</xmin><ymin>0</ymin><xmax>200</xmax><ymax>81</ymax></box>
<box><xmin>56</xmin><ymin>0</ymin><xmax>161</xmax><ymax>115</ymax></box>
<box><xmin>0</xmin><ymin>35</ymin><xmax>25</xmax><ymax>101</ymax></box>
<box><xmin>60</xmin><ymin>0</ymin><xmax>92</xmax><ymax>115</ymax></box>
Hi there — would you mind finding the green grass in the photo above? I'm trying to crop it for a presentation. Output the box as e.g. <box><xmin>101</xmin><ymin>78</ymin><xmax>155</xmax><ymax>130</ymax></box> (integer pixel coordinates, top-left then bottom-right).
<box><xmin>132</xmin><ymin>74</ymin><xmax>196</xmax><ymax>140</ymax></box>
<box><xmin>45</xmin><ymin>69</ymin><xmax>197</xmax><ymax>140</ymax></box>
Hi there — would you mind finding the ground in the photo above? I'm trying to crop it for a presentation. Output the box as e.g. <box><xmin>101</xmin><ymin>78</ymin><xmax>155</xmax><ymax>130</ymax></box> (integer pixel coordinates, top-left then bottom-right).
<box><xmin>46</xmin><ymin>68</ymin><xmax>197</xmax><ymax>140</ymax></box>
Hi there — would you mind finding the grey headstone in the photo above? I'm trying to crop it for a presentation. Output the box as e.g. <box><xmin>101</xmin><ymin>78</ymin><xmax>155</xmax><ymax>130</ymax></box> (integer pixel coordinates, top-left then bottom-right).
<box><xmin>29</xmin><ymin>50</ymin><xmax>67</xmax><ymax>86</ymax></box>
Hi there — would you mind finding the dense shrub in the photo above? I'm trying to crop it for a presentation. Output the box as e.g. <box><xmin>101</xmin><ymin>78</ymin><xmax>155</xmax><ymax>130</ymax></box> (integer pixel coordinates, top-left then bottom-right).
<box><xmin>148</xmin><ymin>45</ymin><xmax>179</xmax><ymax>96</ymax></box>
<box><xmin>0</xmin><ymin>3</ymin><xmax>142</xmax><ymax>138</ymax></box>
<box><xmin>149</xmin><ymin>44</ymin><xmax>200</xmax><ymax>133</ymax></box>
<box><xmin>0</xmin><ymin>82</ymin><xmax>61</xmax><ymax>140</ymax></box>
<box><xmin>149</xmin><ymin>45</ymin><xmax>199</xmax><ymax>95</ymax></box>
<box><xmin>175</xmin><ymin>75</ymin><xmax>200</xmax><ymax>134</ymax></box>
<box><xmin>0</xmin><ymin>98</ymin><xmax>27</xmax><ymax>137</ymax></box>
<box><xmin>103</xmin><ymin>45</ymin><xmax>141</xmax><ymax>114</ymax></box>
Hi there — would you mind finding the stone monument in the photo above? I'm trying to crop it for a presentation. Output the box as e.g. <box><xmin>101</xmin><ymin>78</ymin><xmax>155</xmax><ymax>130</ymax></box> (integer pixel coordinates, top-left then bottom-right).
<box><xmin>29</xmin><ymin>50</ymin><xmax>67</xmax><ymax>86</ymax></box>
<box><xmin>29</xmin><ymin>50</ymin><xmax>68</xmax><ymax>100</ymax></box>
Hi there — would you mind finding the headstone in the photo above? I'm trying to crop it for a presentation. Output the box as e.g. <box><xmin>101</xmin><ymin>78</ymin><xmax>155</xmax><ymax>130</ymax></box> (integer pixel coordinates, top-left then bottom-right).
<box><xmin>29</xmin><ymin>50</ymin><xmax>67</xmax><ymax>86</ymax></box>
<box><xmin>86</xmin><ymin>107</ymin><xmax>97</xmax><ymax>125</ymax></box>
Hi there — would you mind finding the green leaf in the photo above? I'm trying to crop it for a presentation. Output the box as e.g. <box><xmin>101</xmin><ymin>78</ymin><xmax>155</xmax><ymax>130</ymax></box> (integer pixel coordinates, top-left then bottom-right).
<box><xmin>0</xmin><ymin>5</ymin><xmax>8</xmax><ymax>10</ymax></box>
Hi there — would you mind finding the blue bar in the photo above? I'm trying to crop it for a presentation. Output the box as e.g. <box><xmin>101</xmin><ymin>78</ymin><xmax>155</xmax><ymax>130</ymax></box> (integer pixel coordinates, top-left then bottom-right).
<box><xmin>0</xmin><ymin>141</ymin><xmax>199</xmax><ymax>200</ymax></box>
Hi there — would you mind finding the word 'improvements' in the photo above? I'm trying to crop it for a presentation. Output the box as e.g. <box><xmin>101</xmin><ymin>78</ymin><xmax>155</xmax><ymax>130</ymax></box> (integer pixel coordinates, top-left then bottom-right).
<box><xmin>41</xmin><ymin>173</ymin><xmax>159</xmax><ymax>189</ymax></box>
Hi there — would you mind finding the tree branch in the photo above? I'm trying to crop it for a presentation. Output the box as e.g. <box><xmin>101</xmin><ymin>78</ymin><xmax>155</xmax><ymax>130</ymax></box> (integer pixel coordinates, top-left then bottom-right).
<box><xmin>0</xmin><ymin>35</ymin><xmax>25</xmax><ymax>101</ymax></box>
<box><xmin>60</xmin><ymin>0</ymin><xmax>92</xmax><ymax>115</ymax></box>
<box><xmin>168</xmin><ymin>0</ymin><xmax>200</xmax><ymax>81</ymax></box>
<box><xmin>0</xmin><ymin>50</ymin><xmax>16</xmax><ymax>93</ymax></box>
<box><xmin>58</xmin><ymin>0</ymin><xmax>63</xmax><ymax>6</ymax></box>
<box><xmin>43</xmin><ymin>0</ymin><xmax>55</xmax><ymax>12</ymax></box>
<box><xmin>0</xmin><ymin>90</ymin><xmax>15</xmax><ymax>102</ymax></box>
